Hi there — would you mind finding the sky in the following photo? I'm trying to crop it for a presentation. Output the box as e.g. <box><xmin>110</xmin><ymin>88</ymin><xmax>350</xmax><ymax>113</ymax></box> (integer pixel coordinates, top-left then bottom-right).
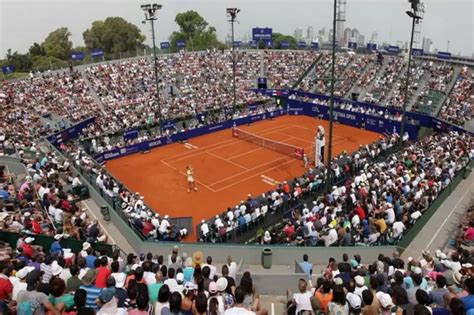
<box><xmin>0</xmin><ymin>0</ymin><xmax>473</xmax><ymax>57</ymax></box>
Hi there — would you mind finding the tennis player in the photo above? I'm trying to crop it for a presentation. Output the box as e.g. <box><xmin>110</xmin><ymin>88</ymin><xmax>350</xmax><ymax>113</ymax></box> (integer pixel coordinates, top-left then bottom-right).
<box><xmin>186</xmin><ymin>165</ymin><xmax>198</xmax><ymax>193</ymax></box>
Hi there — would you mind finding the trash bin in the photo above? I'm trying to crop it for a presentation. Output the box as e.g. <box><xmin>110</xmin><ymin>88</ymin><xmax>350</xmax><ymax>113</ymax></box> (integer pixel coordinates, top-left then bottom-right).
<box><xmin>262</xmin><ymin>248</ymin><xmax>272</xmax><ymax>269</ymax></box>
<box><xmin>100</xmin><ymin>205</ymin><xmax>111</xmax><ymax>221</ymax></box>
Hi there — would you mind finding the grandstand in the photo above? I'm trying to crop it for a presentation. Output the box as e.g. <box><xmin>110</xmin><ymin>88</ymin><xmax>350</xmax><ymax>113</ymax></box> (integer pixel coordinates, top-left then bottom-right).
<box><xmin>1</xmin><ymin>2</ymin><xmax>474</xmax><ymax>314</ymax></box>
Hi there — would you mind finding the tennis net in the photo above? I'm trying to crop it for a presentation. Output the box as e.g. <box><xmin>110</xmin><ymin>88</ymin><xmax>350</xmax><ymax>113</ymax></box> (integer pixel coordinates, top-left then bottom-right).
<box><xmin>232</xmin><ymin>127</ymin><xmax>304</xmax><ymax>160</ymax></box>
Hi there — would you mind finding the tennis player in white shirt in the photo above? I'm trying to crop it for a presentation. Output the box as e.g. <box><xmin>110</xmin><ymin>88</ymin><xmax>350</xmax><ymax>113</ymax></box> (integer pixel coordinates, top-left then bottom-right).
<box><xmin>186</xmin><ymin>165</ymin><xmax>198</xmax><ymax>193</ymax></box>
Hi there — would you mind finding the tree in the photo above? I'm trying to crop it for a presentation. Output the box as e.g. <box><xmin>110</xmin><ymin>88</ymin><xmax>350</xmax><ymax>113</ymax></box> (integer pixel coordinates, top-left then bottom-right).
<box><xmin>83</xmin><ymin>17</ymin><xmax>145</xmax><ymax>54</ymax></box>
<box><xmin>4</xmin><ymin>49</ymin><xmax>33</xmax><ymax>72</ymax></box>
<box><xmin>42</xmin><ymin>27</ymin><xmax>73</xmax><ymax>60</ymax></box>
<box><xmin>170</xmin><ymin>11</ymin><xmax>223</xmax><ymax>52</ymax></box>
<box><xmin>29</xmin><ymin>42</ymin><xmax>46</xmax><ymax>57</ymax></box>
<box><xmin>272</xmin><ymin>33</ymin><xmax>297</xmax><ymax>49</ymax></box>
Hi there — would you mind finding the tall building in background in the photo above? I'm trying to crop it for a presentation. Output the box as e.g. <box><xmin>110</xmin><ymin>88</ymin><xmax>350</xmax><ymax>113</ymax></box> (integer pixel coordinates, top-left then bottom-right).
<box><xmin>294</xmin><ymin>27</ymin><xmax>304</xmax><ymax>41</ymax></box>
<box><xmin>351</xmin><ymin>28</ymin><xmax>360</xmax><ymax>44</ymax></box>
<box><xmin>307</xmin><ymin>26</ymin><xmax>315</xmax><ymax>41</ymax></box>
<box><xmin>317</xmin><ymin>27</ymin><xmax>328</xmax><ymax>44</ymax></box>
<box><xmin>369</xmin><ymin>31</ymin><xmax>379</xmax><ymax>45</ymax></box>
<box><xmin>357</xmin><ymin>34</ymin><xmax>365</xmax><ymax>46</ymax></box>
<box><xmin>343</xmin><ymin>27</ymin><xmax>352</xmax><ymax>46</ymax></box>
<box><xmin>336</xmin><ymin>0</ymin><xmax>347</xmax><ymax>45</ymax></box>
<box><xmin>422</xmin><ymin>37</ymin><xmax>433</xmax><ymax>53</ymax></box>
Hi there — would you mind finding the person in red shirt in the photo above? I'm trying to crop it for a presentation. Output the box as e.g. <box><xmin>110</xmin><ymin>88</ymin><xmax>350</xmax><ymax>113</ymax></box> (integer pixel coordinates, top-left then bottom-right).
<box><xmin>464</xmin><ymin>222</ymin><xmax>474</xmax><ymax>241</ymax></box>
<box><xmin>95</xmin><ymin>256</ymin><xmax>111</xmax><ymax>289</ymax></box>
<box><xmin>21</xmin><ymin>237</ymin><xmax>35</xmax><ymax>259</ymax></box>
<box><xmin>354</xmin><ymin>203</ymin><xmax>366</xmax><ymax>221</ymax></box>
<box><xmin>143</xmin><ymin>219</ymin><xmax>154</xmax><ymax>236</ymax></box>
<box><xmin>31</xmin><ymin>216</ymin><xmax>43</xmax><ymax>234</ymax></box>
<box><xmin>0</xmin><ymin>262</ymin><xmax>13</xmax><ymax>301</ymax></box>
<box><xmin>283</xmin><ymin>222</ymin><xmax>295</xmax><ymax>240</ymax></box>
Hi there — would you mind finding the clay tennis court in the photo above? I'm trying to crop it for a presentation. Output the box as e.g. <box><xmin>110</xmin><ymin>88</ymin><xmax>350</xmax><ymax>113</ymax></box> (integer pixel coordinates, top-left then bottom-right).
<box><xmin>105</xmin><ymin>115</ymin><xmax>381</xmax><ymax>240</ymax></box>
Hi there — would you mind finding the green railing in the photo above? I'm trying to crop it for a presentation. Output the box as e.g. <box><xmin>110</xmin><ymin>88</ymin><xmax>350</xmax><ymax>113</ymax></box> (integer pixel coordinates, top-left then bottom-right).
<box><xmin>0</xmin><ymin>231</ymin><xmax>114</xmax><ymax>256</ymax></box>
<box><xmin>396</xmin><ymin>159</ymin><xmax>474</xmax><ymax>252</ymax></box>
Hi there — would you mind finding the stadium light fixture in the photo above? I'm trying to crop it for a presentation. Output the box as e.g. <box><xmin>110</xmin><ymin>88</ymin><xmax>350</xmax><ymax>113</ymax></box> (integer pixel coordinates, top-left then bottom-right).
<box><xmin>399</xmin><ymin>0</ymin><xmax>423</xmax><ymax>147</ymax></box>
<box><xmin>227</xmin><ymin>8</ymin><xmax>240</xmax><ymax>117</ymax></box>
<box><xmin>324</xmin><ymin>0</ymin><xmax>339</xmax><ymax>193</ymax></box>
<box><xmin>141</xmin><ymin>3</ymin><xmax>164</xmax><ymax>134</ymax></box>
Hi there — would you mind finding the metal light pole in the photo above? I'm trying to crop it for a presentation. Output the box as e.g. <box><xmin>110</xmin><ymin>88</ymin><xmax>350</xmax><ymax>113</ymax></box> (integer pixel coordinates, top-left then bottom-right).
<box><xmin>141</xmin><ymin>4</ymin><xmax>163</xmax><ymax>134</ymax></box>
<box><xmin>227</xmin><ymin>8</ymin><xmax>240</xmax><ymax>116</ymax></box>
<box><xmin>399</xmin><ymin>0</ymin><xmax>423</xmax><ymax>146</ymax></box>
<box><xmin>325</xmin><ymin>0</ymin><xmax>338</xmax><ymax>192</ymax></box>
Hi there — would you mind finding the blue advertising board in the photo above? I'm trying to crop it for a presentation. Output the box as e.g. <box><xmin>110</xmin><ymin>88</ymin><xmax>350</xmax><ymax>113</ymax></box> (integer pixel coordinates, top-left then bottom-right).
<box><xmin>177</xmin><ymin>40</ymin><xmax>186</xmax><ymax>49</ymax></box>
<box><xmin>47</xmin><ymin>117</ymin><xmax>96</xmax><ymax>146</ymax></box>
<box><xmin>1</xmin><ymin>65</ymin><xmax>14</xmax><ymax>74</ymax></box>
<box><xmin>412</xmin><ymin>48</ymin><xmax>424</xmax><ymax>56</ymax></box>
<box><xmin>280</xmin><ymin>41</ymin><xmax>290</xmax><ymax>49</ymax></box>
<box><xmin>123</xmin><ymin>129</ymin><xmax>139</xmax><ymax>141</ymax></box>
<box><xmin>71</xmin><ymin>52</ymin><xmax>85</xmax><ymax>61</ymax></box>
<box><xmin>160</xmin><ymin>42</ymin><xmax>170</xmax><ymax>49</ymax></box>
<box><xmin>387</xmin><ymin>45</ymin><xmax>400</xmax><ymax>53</ymax></box>
<box><xmin>249</xmin><ymin>40</ymin><xmax>257</xmax><ymax>48</ymax></box>
<box><xmin>252</xmin><ymin>27</ymin><xmax>272</xmax><ymax>41</ymax></box>
<box><xmin>367</xmin><ymin>43</ymin><xmax>377</xmax><ymax>51</ymax></box>
<box><xmin>297</xmin><ymin>41</ymin><xmax>307</xmax><ymax>49</ymax></box>
<box><xmin>311</xmin><ymin>42</ymin><xmax>319</xmax><ymax>50</ymax></box>
<box><xmin>94</xmin><ymin>110</ymin><xmax>284</xmax><ymax>162</ymax></box>
<box><xmin>90</xmin><ymin>49</ymin><xmax>104</xmax><ymax>58</ymax></box>
<box><xmin>437</xmin><ymin>51</ymin><xmax>451</xmax><ymax>60</ymax></box>
<box><xmin>233</xmin><ymin>41</ymin><xmax>241</xmax><ymax>48</ymax></box>
<box><xmin>265</xmin><ymin>40</ymin><xmax>273</xmax><ymax>48</ymax></box>
<box><xmin>348</xmin><ymin>42</ymin><xmax>357</xmax><ymax>50</ymax></box>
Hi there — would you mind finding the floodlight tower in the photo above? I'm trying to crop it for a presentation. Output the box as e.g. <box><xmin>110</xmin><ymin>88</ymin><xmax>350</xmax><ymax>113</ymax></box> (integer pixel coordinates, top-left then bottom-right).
<box><xmin>325</xmin><ymin>0</ymin><xmax>346</xmax><ymax>192</ymax></box>
<box><xmin>336</xmin><ymin>0</ymin><xmax>346</xmax><ymax>46</ymax></box>
<box><xmin>227</xmin><ymin>8</ymin><xmax>240</xmax><ymax>116</ymax></box>
<box><xmin>399</xmin><ymin>0</ymin><xmax>423</xmax><ymax>146</ymax></box>
<box><xmin>141</xmin><ymin>3</ymin><xmax>163</xmax><ymax>134</ymax></box>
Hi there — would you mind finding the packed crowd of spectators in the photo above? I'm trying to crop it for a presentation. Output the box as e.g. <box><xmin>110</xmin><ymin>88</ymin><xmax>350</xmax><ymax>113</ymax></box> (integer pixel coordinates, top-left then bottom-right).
<box><xmin>253</xmin><ymin>131</ymin><xmax>473</xmax><ymax>247</ymax></box>
<box><xmin>439</xmin><ymin>67</ymin><xmax>473</xmax><ymax>126</ymax></box>
<box><xmin>454</xmin><ymin>204</ymin><xmax>474</xmax><ymax>249</ymax></box>
<box><xmin>84</xmin><ymin>50</ymin><xmax>316</xmax><ymax>135</ymax></box>
<box><xmin>363</xmin><ymin>57</ymin><xmax>405</xmax><ymax>105</ymax></box>
<box><xmin>384</xmin><ymin>60</ymin><xmax>428</xmax><ymax>109</ymax></box>
<box><xmin>0</xmin><ymin>148</ymin><xmax>108</xmax><ymax>245</ymax></box>
<box><xmin>0</xmin><ymin>71</ymin><xmax>99</xmax><ymax>156</ymax></box>
<box><xmin>200</xmin><ymin>133</ymin><xmax>403</xmax><ymax>243</ymax></box>
<box><xmin>334</xmin><ymin>54</ymin><xmax>374</xmax><ymax>98</ymax></box>
<box><xmin>287</xmin><ymin>250</ymin><xmax>474</xmax><ymax>314</ymax></box>
<box><xmin>57</xmin><ymin>144</ymin><xmax>189</xmax><ymax>242</ymax></box>
<box><xmin>288</xmin><ymin>94</ymin><xmax>402</xmax><ymax>121</ymax></box>
<box><xmin>0</xmin><ymin>241</ymin><xmax>272</xmax><ymax>315</ymax></box>
<box><xmin>412</xmin><ymin>64</ymin><xmax>455</xmax><ymax>114</ymax></box>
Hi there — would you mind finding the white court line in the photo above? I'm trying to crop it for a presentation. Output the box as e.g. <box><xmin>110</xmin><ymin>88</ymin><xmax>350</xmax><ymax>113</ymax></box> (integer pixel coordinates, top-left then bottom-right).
<box><xmin>421</xmin><ymin>178</ymin><xmax>474</xmax><ymax>257</ymax></box>
<box><xmin>162</xmin><ymin>123</ymin><xmax>295</xmax><ymax>162</ymax></box>
<box><xmin>160</xmin><ymin>159</ymin><xmax>218</xmax><ymax>193</ymax></box>
<box><xmin>205</xmin><ymin>151</ymin><xmax>249</xmax><ymax>171</ymax></box>
<box><xmin>208</xmin><ymin>154</ymin><xmax>292</xmax><ymax>187</ymax></box>
<box><xmin>214</xmin><ymin>156</ymin><xmax>301</xmax><ymax>192</ymax></box>
<box><xmin>211</xmin><ymin>142</ymin><xmax>314</xmax><ymax>191</ymax></box>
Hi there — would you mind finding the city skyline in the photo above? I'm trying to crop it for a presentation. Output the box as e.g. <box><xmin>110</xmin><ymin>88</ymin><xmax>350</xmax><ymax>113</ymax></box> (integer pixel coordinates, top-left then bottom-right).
<box><xmin>0</xmin><ymin>0</ymin><xmax>472</xmax><ymax>57</ymax></box>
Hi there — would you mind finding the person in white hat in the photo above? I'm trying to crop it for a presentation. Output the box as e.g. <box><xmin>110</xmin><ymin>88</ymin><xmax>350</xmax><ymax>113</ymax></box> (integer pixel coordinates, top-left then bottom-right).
<box><xmin>12</xmin><ymin>266</ymin><xmax>34</xmax><ymax>300</ymax></box>
<box><xmin>353</xmin><ymin>275</ymin><xmax>368</xmax><ymax>298</ymax></box>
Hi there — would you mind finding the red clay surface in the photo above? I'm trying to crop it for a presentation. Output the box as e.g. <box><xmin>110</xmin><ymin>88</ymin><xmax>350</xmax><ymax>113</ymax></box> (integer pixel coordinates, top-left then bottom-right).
<box><xmin>105</xmin><ymin>115</ymin><xmax>382</xmax><ymax>240</ymax></box>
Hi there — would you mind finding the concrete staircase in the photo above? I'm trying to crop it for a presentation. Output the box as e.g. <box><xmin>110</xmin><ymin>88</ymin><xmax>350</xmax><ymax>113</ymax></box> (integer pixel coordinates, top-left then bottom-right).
<box><xmin>434</xmin><ymin>66</ymin><xmax>461</xmax><ymax>116</ymax></box>
<box><xmin>358</xmin><ymin>57</ymin><xmax>390</xmax><ymax>100</ymax></box>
